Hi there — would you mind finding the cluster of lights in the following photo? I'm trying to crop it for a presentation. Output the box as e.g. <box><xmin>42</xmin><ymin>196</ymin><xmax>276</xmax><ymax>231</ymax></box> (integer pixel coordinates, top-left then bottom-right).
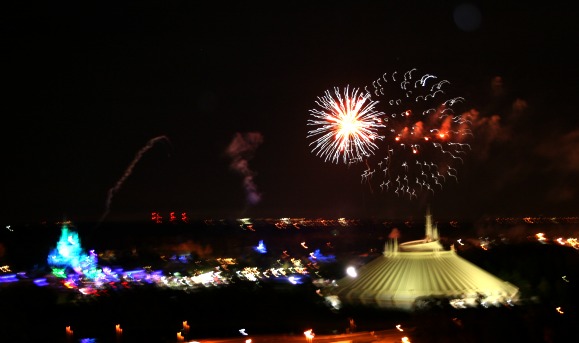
<box><xmin>494</xmin><ymin>217</ymin><xmax>579</xmax><ymax>225</ymax></box>
<box><xmin>151</xmin><ymin>211</ymin><xmax>189</xmax><ymax>224</ymax></box>
<box><xmin>45</xmin><ymin>257</ymin><xmax>315</xmax><ymax>295</ymax></box>
<box><xmin>452</xmin><ymin>232</ymin><xmax>579</xmax><ymax>251</ymax></box>
<box><xmin>151</xmin><ymin>215</ymin><xmax>361</xmax><ymax>227</ymax></box>
<box><xmin>178</xmin><ymin>217</ymin><xmax>362</xmax><ymax>228</ymax></box>
<box><xmin>1</xmin><ymin>224</ymin><xmax>342</xmax><ymax>299</ymax></box>
<box><xmin>534</xmin><ymin>232</ymin><xmax>578</xmax><ymax>249</ymax></box>
<box><xmin>4</xmin><ymin>224</ymin><xmax>333</xmax><ymax>296</ymax></box>
<box><xmin>449</xmin><ymin>295</ymin><xmax>514</xmax><ymax>309</ymax></box>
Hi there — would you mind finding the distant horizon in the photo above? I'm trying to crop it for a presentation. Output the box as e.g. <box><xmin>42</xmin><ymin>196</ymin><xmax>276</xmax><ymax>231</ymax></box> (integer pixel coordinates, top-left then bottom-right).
<box><xmin>5</xmin><ymin>212</ymin><xmax>579</xmax><ymax>228</ymax></box>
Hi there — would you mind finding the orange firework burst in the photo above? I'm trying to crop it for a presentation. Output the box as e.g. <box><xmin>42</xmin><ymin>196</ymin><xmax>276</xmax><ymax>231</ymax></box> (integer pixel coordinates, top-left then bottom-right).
<box><xmin>307</xmin><ymin>85</ymin><xmax>386</xmax><ymax>164</ymax></box>
<box><xmin>362</xmin><ymin>68</ymin><xmax>473</xmax><ymax>199</ymax></box>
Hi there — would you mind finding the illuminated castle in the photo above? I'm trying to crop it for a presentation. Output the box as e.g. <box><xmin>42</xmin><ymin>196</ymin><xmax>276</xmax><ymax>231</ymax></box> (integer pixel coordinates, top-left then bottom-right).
<box><xmin>325</xmin><ymin>207</ymin><xmax>519</xmax><ymax>311</ymax></box>
<box><xmin>47</xmin><ymin>223</ymin><xmax>102</xmax><ymax>280</ymax></box>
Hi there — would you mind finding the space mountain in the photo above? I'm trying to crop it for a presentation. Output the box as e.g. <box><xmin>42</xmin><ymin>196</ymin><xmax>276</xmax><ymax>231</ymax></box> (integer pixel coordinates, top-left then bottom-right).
<box><xmin>323</xmin><ymin>208</ymin><xmax>519</xmax><ymax>311</ymax></box>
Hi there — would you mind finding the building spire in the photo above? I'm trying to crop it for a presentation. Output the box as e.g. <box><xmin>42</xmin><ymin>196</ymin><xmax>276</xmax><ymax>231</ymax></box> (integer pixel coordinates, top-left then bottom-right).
<box><xmin>384</xmin><ymin>237</ymin><xmax>399</xmax><ymax>256</ymax></box>
<box><xmin>425</xmin><ymin>204</ymin><xmax>433</xmax><ymax>241</ymax></box>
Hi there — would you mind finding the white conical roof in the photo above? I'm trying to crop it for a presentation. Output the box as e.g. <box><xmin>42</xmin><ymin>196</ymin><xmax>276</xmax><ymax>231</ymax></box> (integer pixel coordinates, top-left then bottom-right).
<box><xmin>325</xmin><ymin>208</ymin><xmax>519</xmax><ymax>311</ymax></box>
<box><xmin>327</xmin><ymin>249</ymin><xmax>518</xmax><ymax>310</ymax></box>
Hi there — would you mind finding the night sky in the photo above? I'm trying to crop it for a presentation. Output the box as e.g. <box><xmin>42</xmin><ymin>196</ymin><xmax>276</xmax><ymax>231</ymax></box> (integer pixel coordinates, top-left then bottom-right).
<box><xmin>2</xmin><ymin>1</ymin><xmax>578</xmax><ymax>224</ymax></box>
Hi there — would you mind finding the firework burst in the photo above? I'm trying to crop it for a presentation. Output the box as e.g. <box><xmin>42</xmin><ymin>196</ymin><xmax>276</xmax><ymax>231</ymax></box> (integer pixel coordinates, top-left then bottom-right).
<box><xmin>308</xmin><ymin>68</ymin><xmax>473</xmax><ymax>200</ymax></box>
<box><xmin>363</xmin><ymin>68</ymin><xmax>473</xmax><ymax>199</ymax></box>
<box><xmin>307</xmin><ymin>85</ymin><xmax>386</xmax><ymax>164</ymax></box>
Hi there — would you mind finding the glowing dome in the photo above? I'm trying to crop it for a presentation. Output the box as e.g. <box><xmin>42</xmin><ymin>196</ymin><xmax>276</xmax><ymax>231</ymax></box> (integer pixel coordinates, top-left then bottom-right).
<box><xmin>324</xmin><ymin>208</ymin><xmax>519</xmax><ymax>311</ymax></box>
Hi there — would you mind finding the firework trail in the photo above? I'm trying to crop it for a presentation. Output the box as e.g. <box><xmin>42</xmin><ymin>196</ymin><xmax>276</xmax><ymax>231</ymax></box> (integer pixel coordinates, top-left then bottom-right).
<box><xmin>226</xmin><ymin>132</ymin><xmax>264</xmax><ymax>206</ymax></box>
<box><xmin>307</xmin><ymin>85</ymin><xmax>386</xmax><ymax>164</ymax></box>
<box><xmin>98</xmin><ymin>135</ymin><xmax>171</xmax><ymax>224</ymax></box>
<box><xmin>309</xmin><ymin>68</ymin><xmax>473</xmax><ymax>200</ymax></box>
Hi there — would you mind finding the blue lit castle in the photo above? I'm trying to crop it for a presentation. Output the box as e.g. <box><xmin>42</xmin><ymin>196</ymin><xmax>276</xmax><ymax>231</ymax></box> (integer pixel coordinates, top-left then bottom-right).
<box><xmin>47</xmin><ymin>223</ymin><xmax>103</xmax><ymax>282</ymax></box>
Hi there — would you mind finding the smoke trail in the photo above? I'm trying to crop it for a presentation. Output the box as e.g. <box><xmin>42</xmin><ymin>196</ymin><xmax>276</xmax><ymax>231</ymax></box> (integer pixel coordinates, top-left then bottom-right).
<box><xmin>225</xmin><ymin>132</ymin><xmax>264</xmax><ymax>206</ymax></box>
<box><xmin>98</xmin><ymin>135</ymin><xmax>171</xmax><ymax>224</ymax></box>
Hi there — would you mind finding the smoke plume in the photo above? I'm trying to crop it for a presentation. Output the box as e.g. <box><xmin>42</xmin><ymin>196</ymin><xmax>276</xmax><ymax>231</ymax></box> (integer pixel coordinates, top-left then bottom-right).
<box><xmin>225</xmin><ymin>132</ymin><xmax>264</xmax><ymax>206</ymax></box>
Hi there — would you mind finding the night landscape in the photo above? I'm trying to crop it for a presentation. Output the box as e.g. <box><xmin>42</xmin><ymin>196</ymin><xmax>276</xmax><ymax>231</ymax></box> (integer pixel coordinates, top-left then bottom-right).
<box><xmin>1</xmin><ymin>1</ymin><xmax>578</xmax><ymax>342</ymax></box>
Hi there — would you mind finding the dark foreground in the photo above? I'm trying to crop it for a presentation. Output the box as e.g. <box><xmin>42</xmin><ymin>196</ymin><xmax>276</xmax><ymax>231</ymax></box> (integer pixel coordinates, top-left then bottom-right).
<box><xmin>0</xmin><ymin>280</ymin><xmax>575</xmax><ymax>343</ymax></box>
